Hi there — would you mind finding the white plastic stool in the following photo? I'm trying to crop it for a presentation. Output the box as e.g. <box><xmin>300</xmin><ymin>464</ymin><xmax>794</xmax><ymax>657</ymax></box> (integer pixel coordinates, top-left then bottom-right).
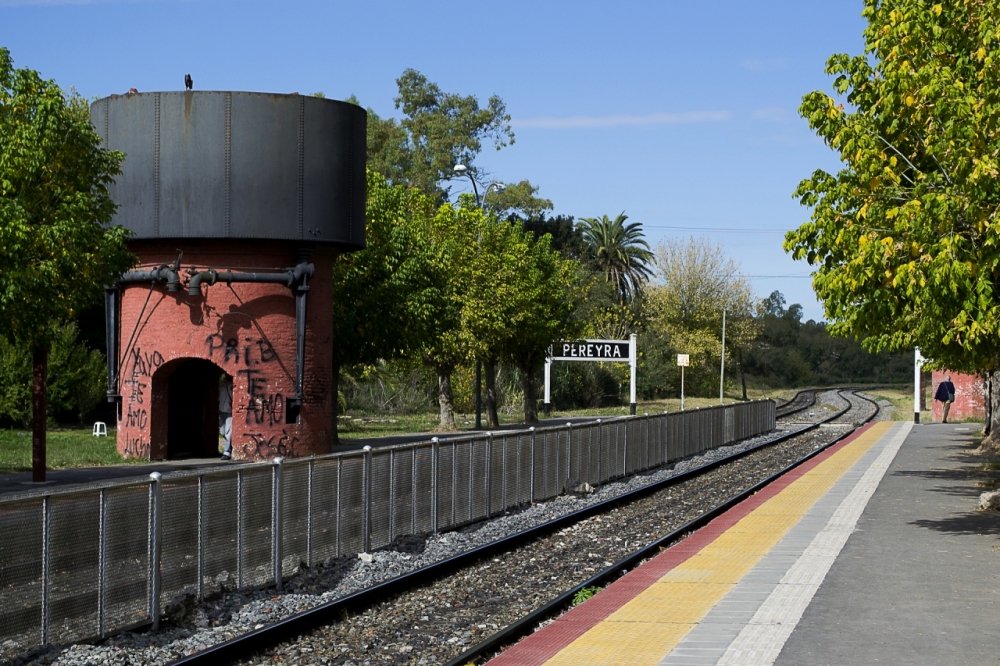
<box><xmin>93</xmin><ymin>421</ymin><xmax>108</xmax><ymax>437</ymax></box>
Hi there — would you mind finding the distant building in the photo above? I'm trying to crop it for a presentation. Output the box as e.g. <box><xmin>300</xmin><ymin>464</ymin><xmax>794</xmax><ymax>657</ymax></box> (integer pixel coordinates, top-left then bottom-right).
<box><xmin>931</xmin><ymin>371</ymin><xmax>985</xmax><ymax>422</ymax></box>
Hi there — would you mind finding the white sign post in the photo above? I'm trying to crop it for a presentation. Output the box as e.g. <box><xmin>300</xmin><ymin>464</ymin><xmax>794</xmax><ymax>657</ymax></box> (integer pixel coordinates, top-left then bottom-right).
<box><xmin>677</xmin><ymin>353</ymin><xmax>690</xmax><ymax>411</ymax></box>
<box><xmin>545</xmin><ymin>335</ymin><xmax>638</xmax><ymax>415</ymax></box>
<box><xmin>914</xmin><ymin>347</ymin><xmax>924</xmax><ymax>423</ymax></box>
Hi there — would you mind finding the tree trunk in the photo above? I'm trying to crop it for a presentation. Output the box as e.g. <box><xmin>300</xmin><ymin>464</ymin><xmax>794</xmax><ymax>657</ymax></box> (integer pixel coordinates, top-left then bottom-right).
<box><xmin>32</xmin><ymin>344</ymin><xmax>47</xmax><ymax>482</ymax></box>
<box><xmin>984</xmin><ymin>372</ymin><xmax>993</xmax><ymax>438</ymax></box>
<box><xmin>437</xmin><ymin>367</ymin><xmax>457</xmax><ymax>431</ymax></box>
<box><xmin>518</xmin><ymin>362</ymin><xmax>540</xmax><ymax>425</ymax></box>
<box><xmin>484</xmin><ymin>357</ymin><xmax>500</xmax><ymax>428</ymax></box>
<box><xmin>983</xmin><ymin>369</ymin><xmax>1000</xmax><ymax>451</ymax></box>
<box><xmin>738</xmin><ymin>347</ymin><xmax>748</xmax><ymax>401</ymax></box>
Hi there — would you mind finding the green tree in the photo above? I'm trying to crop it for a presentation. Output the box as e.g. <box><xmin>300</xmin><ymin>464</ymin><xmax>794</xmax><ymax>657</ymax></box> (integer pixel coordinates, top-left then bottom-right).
<box><xmin>0</xmin><ymin>49</ymin><xmax>134</xmax><ymax>480</ymax></box>
<box><xmin>330</xmin><ymin>172</ymin><xmax>440</xmax><ymax>443</ymax></box>
<box><xmin>418</xmin><ymin>200</ymin><xmax>480</xmax><ymax>430</ymax></box>
<box><xmin>487</xmin><ymin>179</ymin><xmax>553</xmax><ymax>220</ymax></box>
<box><xmin>643</xmin><ymin>237</ymin><xmax>757</xmax><ymax>399</ymax></box>
<box><xmin>362</xmin><ymin>69</ymin><xmax>515</xmax><ymax>198</ymax></box>
<box><xmin>0</xmin><ymin>322</ymin><xmax>107</xmax><ymax>427</ymax></box>
<box><xmin>467</xmin><ymin>221</ymin><xmax>583</xmax><ymax>424</ymax></box>
<box><xmin>578</xmin><ymin>212</ymin><xmax>654</xmax><ymax>304</ymax></box>
<box><xmin>785</xmin><ymin>0</ymin><xmax>1000</xmax><ymax>390</ymax></box>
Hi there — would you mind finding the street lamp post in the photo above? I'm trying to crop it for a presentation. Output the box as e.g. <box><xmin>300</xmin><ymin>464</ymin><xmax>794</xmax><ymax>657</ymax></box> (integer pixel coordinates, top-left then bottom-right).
<box><xmin>454</xmin><ymin>164</ymin><xmax>504</xmax><ymax>430</ymax></box>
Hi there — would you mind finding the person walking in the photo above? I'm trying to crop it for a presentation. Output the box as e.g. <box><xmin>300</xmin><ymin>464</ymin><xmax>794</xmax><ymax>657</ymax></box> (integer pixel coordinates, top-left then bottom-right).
<box><xmin>219</xmin><ymin>375</ymin><xmax>233</xmax><ymax>459</ymax></box>
<box><xmin>934</xmin><ymin>374</ymin><xmax>956</xmax><ymax>423</ymax></box>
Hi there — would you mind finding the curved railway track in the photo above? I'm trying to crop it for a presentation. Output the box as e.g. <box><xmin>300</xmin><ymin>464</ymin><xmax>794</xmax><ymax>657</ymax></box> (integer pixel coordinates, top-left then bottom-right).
<box><xmin>774</xmin><ymin>388</ymin><xmax>819</xmax><ymax>419</ymax></box>
<box><xmin>128</xmin><ymin>390</ymin><xmax>877</xmax><ymax>666</ymax></box>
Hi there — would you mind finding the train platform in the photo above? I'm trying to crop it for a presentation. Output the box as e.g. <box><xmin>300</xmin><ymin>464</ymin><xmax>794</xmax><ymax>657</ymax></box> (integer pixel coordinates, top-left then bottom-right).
<box><xmin>490</xmin><ymin>420</ymin><xmax>1000</xmax><ymax>666</ymax></box>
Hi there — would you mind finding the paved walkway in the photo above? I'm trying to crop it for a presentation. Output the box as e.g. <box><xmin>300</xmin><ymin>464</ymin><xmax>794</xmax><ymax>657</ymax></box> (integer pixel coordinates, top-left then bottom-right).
<box><xmin>490</xmin><ymin>422</ymin><xmax>1000</xmax><ymax>665</ymax></box>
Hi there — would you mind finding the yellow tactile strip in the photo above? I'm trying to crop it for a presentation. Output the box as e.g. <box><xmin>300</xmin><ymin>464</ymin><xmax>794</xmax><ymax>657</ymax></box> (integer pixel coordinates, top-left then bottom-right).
<box><xmin>541</xmin><ymin>420</ymin><xmax>894</xmax><ymax>666</ymax></box>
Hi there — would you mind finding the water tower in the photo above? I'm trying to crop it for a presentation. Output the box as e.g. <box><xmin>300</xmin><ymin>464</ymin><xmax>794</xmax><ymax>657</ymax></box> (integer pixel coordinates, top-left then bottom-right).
<box><xmin>92</xmin><ymin>91</ymin><xmax>365</xmax><ymax>461</ymax></box>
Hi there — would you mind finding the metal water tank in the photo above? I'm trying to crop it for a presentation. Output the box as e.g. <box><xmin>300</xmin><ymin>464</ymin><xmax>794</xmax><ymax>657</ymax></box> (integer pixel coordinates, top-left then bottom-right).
<box><xmin>90</xmin><ymin>91</ymin><xmax>366</xmax><ymax>249</ymax></box>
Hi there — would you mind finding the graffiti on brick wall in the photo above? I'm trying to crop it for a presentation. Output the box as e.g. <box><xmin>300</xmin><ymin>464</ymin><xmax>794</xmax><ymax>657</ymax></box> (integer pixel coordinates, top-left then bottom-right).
<box><xmin>120</xmin><ymin>347</ymin><xmax>161</xmax><ymax>457</ymax></box>
<box><xmin>245</xmin><ymin>429</ymin><xmax>299</xmax><ymax>458</ymax></box>
<box><xmin>206</xmin><ymin>333</ymin><xmax>297</xmax><ymax>456</ymax></box>
<box><xmin>205</xmin><ymin>334</ymin><xmax>277</xmax><ymax>366</ymax></box>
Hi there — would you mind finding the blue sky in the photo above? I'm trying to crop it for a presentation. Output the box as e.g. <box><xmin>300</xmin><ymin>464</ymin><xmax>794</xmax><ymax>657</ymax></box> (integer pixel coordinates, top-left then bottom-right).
<box><xmin>3</xmin><ymin>0</ymin><xmax>867</xmax><ymax>321</ymax></box>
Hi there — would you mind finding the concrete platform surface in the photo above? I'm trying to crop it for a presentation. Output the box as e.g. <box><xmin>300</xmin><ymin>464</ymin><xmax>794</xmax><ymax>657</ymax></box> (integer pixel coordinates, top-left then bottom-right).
<box><xmin>776</xmin><ymin>423</ymin><xmax>1000</xmax><ymax>666</ymax></box>
<box><xmin>490</xmin><ymin>421</ymin><xmax>1000</xmax><ymax>666</ymax></box>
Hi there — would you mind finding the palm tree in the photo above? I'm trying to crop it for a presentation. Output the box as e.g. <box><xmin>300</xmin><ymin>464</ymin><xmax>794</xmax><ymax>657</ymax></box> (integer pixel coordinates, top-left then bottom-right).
<box><xmin>578</xmin><ymin>212</ymin><xmax>654</xmax><ymax>303</ymax></box>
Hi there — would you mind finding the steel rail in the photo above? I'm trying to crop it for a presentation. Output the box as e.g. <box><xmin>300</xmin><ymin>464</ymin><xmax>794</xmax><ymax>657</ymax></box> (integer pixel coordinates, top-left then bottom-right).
<box><xmin>445</xmin><ymin>389</ymin><xmax>880</xmax><ymax>666</ymax></box>
<box><xmin>169</xmin><ymin>390</ymin><xmax>871</xmax><ymax>666</ymax></box>
<box><xmin>774</xmin><ymin>388</ymin><xmax>819</xmax><ymax>419</ymax></box>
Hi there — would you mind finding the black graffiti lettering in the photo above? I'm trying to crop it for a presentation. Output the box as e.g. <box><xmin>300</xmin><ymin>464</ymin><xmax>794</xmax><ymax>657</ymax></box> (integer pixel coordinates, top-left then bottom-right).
<box><xmin>129</xmin><ymin>348</ymin><xmax>164</xmax><ymax>378</ymax></box>
<box><xmin>245</xmin><ymin>429</ymin><xmax>297</xmax><ymax>458</ymax></box>
<box><xmin>206</xmin><ymin>334</ymin><xmax>225</xmax><ymax>359</ymax></box>
<box><xmin>257</xmin><ymin>340</ymin><xmax>276</xmax><ymax>363</ymax></box>
<box><xmin>123</xmin><ymin>436</ymin><xmax>145</xmax><ymax>457</ymax></box>
<box><xmin>206</xmin><ymin>334</ymin><xmax>277</xmax><ymax>365</ymax></box>
<box><xmin>125</xmin><ymin>404</ymin><xmax>148</xmax><ymax>429</ymax></box>
<box><xmin>124</xmin><ymin>377</ymin><xmax>146</xmax><ymax>404</ymax></box>
<box><xmin>248</xmin><ymin>392</ymin><xmax>283</xmax><ymax>426</ymax></box>
<box><xmin>224</xmin><ymin>338</ymin><xmax>239</xmax><ymax>364</ymax></box>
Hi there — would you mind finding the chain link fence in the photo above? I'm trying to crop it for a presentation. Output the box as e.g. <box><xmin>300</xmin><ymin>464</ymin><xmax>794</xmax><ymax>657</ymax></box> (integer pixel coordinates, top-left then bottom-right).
<box><xmin>0</xmin><ymin>400</ymin><xmax>773</xmax><ymax>657</ymax></box>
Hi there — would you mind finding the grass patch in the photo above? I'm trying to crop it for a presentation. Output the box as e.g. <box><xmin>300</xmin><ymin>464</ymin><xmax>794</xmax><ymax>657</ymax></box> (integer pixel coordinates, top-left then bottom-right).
<box><xmin>572</xmin><ymin>585</ymin><xmax>601</xmax><ymax>605</ymax></box>
<box><xmin>0</xmin><ymin>427</ymin><xmax>144</xmax><ymax>474</ymax></box>
<box><xmin>336</xmin><ymin>394</ymin><xmax>776</xmax><ymax>441</ymax></box>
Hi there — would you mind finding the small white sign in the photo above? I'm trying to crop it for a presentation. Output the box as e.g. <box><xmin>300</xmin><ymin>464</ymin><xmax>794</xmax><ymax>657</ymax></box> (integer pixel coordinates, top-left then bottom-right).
<box><xmin>677</xmin><ymin>354</ymin><xmax>690</xmax><ymax>367</ymax></box>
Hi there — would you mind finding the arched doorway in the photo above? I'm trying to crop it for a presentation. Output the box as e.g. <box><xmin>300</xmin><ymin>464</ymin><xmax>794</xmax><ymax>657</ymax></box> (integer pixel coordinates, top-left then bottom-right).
<box><xmin>151</xmin><ymin>358</ymin><xmax>227</xmax><ymax>459</ymax></box>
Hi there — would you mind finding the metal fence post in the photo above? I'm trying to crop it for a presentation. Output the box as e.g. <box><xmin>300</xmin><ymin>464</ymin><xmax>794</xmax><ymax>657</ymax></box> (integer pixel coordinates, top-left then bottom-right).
<box><xmin>451</xmin><ymin>443</ymin><xmax>457</xmax><ymax>527</ymax></box>
<box><xmin>272</xmin><ymin>457</ymin><xmax>284</xmax><ymax>591</ymax></box>
<box><xmin>362</xmin><ymin>446</ymin><xmax>372</xmax><ymax>552</ymax></box>
<box><xmin>237</xmin><ymin>469</ymin><xmax>244</xmax><ymax>588</ymax></box>
<box><xmin>644</xmin><ymin>413</ymin><xmax>650</xmax><ymax>471</ymax></box>
<box><xmin>566</xmin><ymin>422</ymin><xmax>573</xmax><ymax>492</ymax></box>
<box><xmin>596</xmin><ymin>419</ymin><xmax>602</xmax><ymax>484</ymax></box>
<box><xmin>389</xmin><ymin>449</ymin><xmax>396</xmax><ymax>541</ymax></box>
<box><xmin>622</xmin><ymin>419</ymin><xmax>628</xmax><ymax>478</ymax></box>
<box><xmin>98</xmin><ymin>489</ymin><xmax>107</xmax><ymax>637</ymax></box>
<box><xmin>411</xmin><ymin>448</ymin><xmax>417</xmax><ymax>536</ymax></box>
<box><xmin>468</xmin><ymin>439</ymin><xmax>474</xmax><ymax>523</ymax></box>
<box><xmin>502</xmin><ymin>436</ymin><xmax>508</xmax><ymax>510</ymax></box>
<box><xmin>41</xmin><ymin>496</ymin><xmax>50</xmax><ymax>646</ymax></box>
<box><xmin>485</xmin><ymin>432</ymin><xmax>493</xmax><ymax>519</ymax></box>
<box><xmin>336</xmin><ymin>457</ymin><xmax>343</xmax><ymax>558</ymax></box>
<box><xmin>431</xmin><ymin>438</ymin><xmax>439</xmax><ymax>534</ymax></box>
<box><xmin>307</xmin><ymin>460</ymin><xmax>314</xmax><ymax>568</ymax></box>
<box><xmin>529</xmin><ymin>427</ymin><xmax>536</xmax><ymax>502</ymax></box>
<box><xmin>149</xmin><ymin>472</ymin><xmax>162</xmax><ymax>631</ymax></box>
<box><xmin>198</xmin><ymin>475</ymin><xmax>205</xmax><ymax>600</ymax></box>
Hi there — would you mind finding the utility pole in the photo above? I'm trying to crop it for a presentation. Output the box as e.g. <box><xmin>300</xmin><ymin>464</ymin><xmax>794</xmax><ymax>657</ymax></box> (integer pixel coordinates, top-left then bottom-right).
<box><xmin>719</xmin><ymin>308</ymin><xmax>726</xmax><ymax>405</ymax></box>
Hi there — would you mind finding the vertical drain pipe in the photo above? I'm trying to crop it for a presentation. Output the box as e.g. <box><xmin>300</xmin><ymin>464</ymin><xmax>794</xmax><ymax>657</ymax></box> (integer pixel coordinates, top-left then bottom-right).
<box><xmin>293</xmin><ymin>257</ymin><xmax>311</xmax><ymax>413</ymax></box>
<box><xmin>104</xmin><ymin>287</ymin><xmax>119</xmax><ymax>402</ymax></box>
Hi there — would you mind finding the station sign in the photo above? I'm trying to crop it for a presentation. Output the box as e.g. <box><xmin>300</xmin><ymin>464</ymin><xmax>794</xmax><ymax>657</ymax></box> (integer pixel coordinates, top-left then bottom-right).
<box><xmin>551</xmin><ymin>339</ymin><xmax>631</xmax><ymax>362</ymax></box>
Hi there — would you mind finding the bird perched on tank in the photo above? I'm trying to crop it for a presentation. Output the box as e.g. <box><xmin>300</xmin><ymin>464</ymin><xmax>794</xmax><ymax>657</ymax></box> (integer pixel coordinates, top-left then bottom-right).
<box><xmin>184</xmin><ymin>74</ymin><xmax>193</xmax><ymax>90</ymax></box>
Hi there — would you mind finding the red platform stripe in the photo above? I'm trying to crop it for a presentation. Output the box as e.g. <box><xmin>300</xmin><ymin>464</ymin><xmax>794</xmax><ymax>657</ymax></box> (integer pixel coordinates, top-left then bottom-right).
<box><xmin>487</xmin><ymin>423</ymin><xmax>875</xmax><ymax>666</ymax></box>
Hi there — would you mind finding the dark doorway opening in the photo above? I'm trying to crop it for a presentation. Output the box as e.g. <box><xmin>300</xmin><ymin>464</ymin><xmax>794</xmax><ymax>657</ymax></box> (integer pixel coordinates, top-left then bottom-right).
<box><xmin>166</xmin><ymin>359</ymin><xmax>225</xmax><ymax>459</ymax></box>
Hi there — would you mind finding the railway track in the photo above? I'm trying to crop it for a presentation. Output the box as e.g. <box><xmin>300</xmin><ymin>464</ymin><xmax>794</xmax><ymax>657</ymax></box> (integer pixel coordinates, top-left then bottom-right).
<box><xmin>143</xmin><ymin>390</ymin><xmax>875</xmax><ymax>666</ymax></box>
<box><xmin>774</xmin><ymin>388</ymin><xmax>818</xmax><ymax>419</ymax></box>
<box><xmin>24</xmin><ymin>390</ymin><xmax>877</xmax><ymax>666</ymax></box>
